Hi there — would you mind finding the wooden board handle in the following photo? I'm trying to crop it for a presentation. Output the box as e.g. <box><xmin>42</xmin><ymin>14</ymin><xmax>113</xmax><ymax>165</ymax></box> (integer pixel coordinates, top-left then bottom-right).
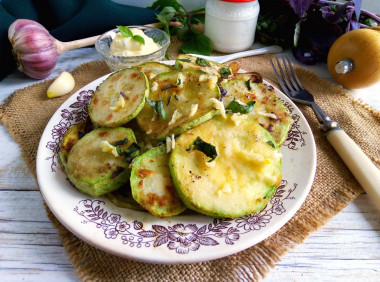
<box><xmin>326</xmin><ymin>129</ymin><xmax>380</xmax><ymax>209</ymax></box>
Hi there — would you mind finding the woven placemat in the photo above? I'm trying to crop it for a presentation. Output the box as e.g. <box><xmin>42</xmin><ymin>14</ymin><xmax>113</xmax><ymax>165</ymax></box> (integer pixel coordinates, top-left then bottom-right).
<box><xmin>1</xmin><ymin>47</ymin><xmax>380</xmax><ymax>280</ymax></box>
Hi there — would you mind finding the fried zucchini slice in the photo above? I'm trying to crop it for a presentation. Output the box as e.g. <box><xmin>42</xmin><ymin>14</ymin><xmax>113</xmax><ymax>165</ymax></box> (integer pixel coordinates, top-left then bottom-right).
<box><xmin>59</xmin><ymin>119</ymin><xmax>94</xmax><ymax>171</ymax></box>
<box><xmin>88</xmin><ymin>68</ymin><xmax>149</xmax><ymax>127</ymax></box>
<box><xmin>221</xmin><ymin>79</ymin><xmax>293</xmax><ymax>146</ymax></box>
<box><xmin>136</xmin><ymin>69</ymin><xmax>220</xmax><ymax>140</ymax></box>
<box><xmin>66</xmin><ymin>127</ymin><xmax>137</xmax><ymax>197</ymax></box>
<box><xmin>134</xmin><ymin>61</ymin><xmax>172</xmax><ymax>80</ymax></box>
<box><xmin>131</xmin><ymin>145</ymin><xmax>186</xmax><ymax>217</ymax></box>
<box><xmin>175</xmin><ymin>54</ymin><xmax>233</xmax><ymax>79</ymax></box>
<box><xmin>106</xmin><ymin>185</ymin><xmax>144</xmax><ymax>211</ymax></box>
<box><xmin>169</xmin><ymin>115</ymin><xmax>282</xmax><ymax>218</ymax></box>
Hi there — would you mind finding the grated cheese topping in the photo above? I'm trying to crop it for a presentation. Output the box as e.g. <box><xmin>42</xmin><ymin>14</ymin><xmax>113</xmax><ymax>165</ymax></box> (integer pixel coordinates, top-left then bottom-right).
<box><xmin>168</xmin><ymin>109</ymin><xmax>182</xmax><ymax>127</ymax></box>
<box><xmin>100</xmin><ymin>141</ymin><xmax>119</xmax><ymax>157</ymax></box>
<box><xmin>109</xmin><ymin>96</ymin><xmax>126</xmax><ymax>111</ymax></box>
<box><xmin>209</xmin><ymin>98</ymin><xmax>226</xmax><ymax>118</ymax></box>
<box><xmin>189</xmin><ymin>104</ymin><xmax>198</xmax><ymax>117</ymax></box>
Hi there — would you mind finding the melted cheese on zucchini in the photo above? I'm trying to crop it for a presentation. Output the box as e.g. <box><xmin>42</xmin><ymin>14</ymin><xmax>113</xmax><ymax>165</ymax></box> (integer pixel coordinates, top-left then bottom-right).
<box><xmin>169</xmin><ymin>115</ymin><xmax>282</xmax><ymax>218</ymax></box>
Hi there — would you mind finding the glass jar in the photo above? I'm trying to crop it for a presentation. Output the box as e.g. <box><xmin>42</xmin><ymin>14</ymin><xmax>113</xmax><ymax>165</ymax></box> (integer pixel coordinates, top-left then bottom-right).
<box><xmin>204</xmin><ymin>0</ymin><xmax>260</xmax><ymax>53</ymax></box>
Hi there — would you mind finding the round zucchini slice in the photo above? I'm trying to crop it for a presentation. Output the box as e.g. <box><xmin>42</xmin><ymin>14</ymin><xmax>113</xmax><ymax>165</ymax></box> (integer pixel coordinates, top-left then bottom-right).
<box><xmin>66</xmin><ymin>127</ymin><xmax>137</xmax><ymax>197</ymax></box>
<box><xmin>131</xmin><ymin>145</ymin><xmax>186</xmax><ymax>217</ymax></box>
<box><xmin>134</xmin><ymin>61</ymin><xmax>172</xmax><ymax>80</ymax></box>
<box><xmin>136</xmin><ymin>69</ymin><xmax>220</xmax><ymax>140</ymax></box>
<box><xmin>221</xmin><ymin>79</ymin><xmax>293</xmax><ymax>146</ymax></box>
<box><xmin>88</xmin><ymin>68</ymin><xmax>149</xmax><ymax>127</ymax></box>
<box><xmin>59</xmin><ymin>118</ymin><xmax>94</xmax><ymax>171</ymax></box>
<box><xmin>169</xmin><ymin>115</ymin><xmax>282</xmax><ymax>218</ymax></box>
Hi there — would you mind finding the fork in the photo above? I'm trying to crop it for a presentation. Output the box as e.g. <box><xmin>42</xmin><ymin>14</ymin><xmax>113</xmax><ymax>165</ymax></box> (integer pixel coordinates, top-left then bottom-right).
<box><xmin>189</xmin><ymin>45</ymin><xmax>283</xmax><ymax>64</ymax></box>
<box><xmin>271</xmin><ymin>56</ymin><xmax>380</xmax><ymax>209</ymax></box>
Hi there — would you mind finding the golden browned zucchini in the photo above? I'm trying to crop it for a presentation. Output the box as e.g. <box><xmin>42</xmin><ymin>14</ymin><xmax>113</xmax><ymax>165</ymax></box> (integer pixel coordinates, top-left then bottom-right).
<box><xmin>88</xmin><ymin>68</ymin><xmax>149</xmax><ymax>127</ymax></box>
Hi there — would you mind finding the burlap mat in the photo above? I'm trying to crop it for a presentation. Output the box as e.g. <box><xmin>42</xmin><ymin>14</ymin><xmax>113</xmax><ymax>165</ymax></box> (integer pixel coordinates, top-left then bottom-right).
<box><xmin>1</xmin><ymin>45</ymin><xmax>380</xmax><ymax>281</ymax></box>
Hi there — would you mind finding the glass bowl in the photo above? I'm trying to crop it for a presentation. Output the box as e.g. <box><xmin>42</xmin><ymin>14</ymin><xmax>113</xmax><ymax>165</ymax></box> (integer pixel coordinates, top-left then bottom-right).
<box><xmin>95</xmin><ymin>26</ymin><xmax>170</xmax><ymax>71</ymax></box>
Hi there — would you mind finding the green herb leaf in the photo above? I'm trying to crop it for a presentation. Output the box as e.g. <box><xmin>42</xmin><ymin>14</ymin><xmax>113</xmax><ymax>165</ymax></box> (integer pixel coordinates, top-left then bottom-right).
<box><xmin>246</xmin><ymin>78</ymin><xmax>252</xmax><ymax>90</ymax></box>
<box><xmin>196</xmin><ymin>57</ymin><xmax>210</xmax><ymax>67</ymax></box>
<box><xmin>149</xmin><ymin>0</ymin><xmax>181</xmax><ymax>10</ymax></box>
<box><xmin>110</xmin><ymin>138</ymin><xmax>128</xmax><ymax>146</ymax></box>
<box><xmin>267</xmin><ymin>140</ymin><xmax>276</xmax><ymax>149</ymax></box>
<box><xmin>179</xmin><ymin>58</ymin><xmax>191</xmax><ymax>62</ymax></box>
<box><xmin>132</xmin><ymin>35</ymin><xmax>145</xmax><ymax>45</ymax></box>
<box><xmin>117</xmin><ymin>26</ymin><xmax>145</xmax><ymax>45</ymax></box>
<box><xmin>117</xmin><ymin>25</ymin><xmax>133</xmax><ymax>37</ymax></box>
<box><xmin>179</xmin><ymin>32</ymin><xmax>212</xmax><ymax>55</ymax></box>
<box><xmin>116</xmin><ymin>142</ymin><xmax>141</xmax><ymax>163</ymax></box>
<box><xmin>186</xmin><ymin>136</ymin><xmax>217</xmax><ymax>162</ymax></box>
<box><xmin>226</xmin><ymin>100</ymin><xmax>255</xmax><ymax>114</ymax></box>
<box><xmin>220</xmin><ymin>67</ymin><xmax>231</xmax><ymax>78</ymax></box>
<box><xmin>146</xmin><ymin>97</ymin><xmax>167</xmax><ymax>120</ymax></box>
<box><xmin>157</xmin><ymin>6</ymin><xmax>177</xmax><ymax>34</ymax></box>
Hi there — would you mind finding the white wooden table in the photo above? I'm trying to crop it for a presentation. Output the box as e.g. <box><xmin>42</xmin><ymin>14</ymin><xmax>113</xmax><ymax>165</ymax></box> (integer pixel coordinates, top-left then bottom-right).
<box><xmin>1</xmin><ymin>7</ymin><xmax>380</xmax><ymax>281</ymax></box>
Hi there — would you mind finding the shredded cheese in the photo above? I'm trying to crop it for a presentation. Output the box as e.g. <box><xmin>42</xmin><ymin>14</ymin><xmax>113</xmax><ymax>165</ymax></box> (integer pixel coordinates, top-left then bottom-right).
<box><xmin>100</xmin><ymin>141</ymin><xmax>119</xmax><ymax>157</ymax></box>
<box><xmin>258</xmin><ymin>111</ymin><xmax>278</xmax><ymax>120</ymax></box>
<box><xmin>199</xmin><ymin>74</ymin><xmax>207</xmax><ymax>82</ymax></box>
<box><xmin>209</xmin><ymin>98</ymin><xmax>226</xmax><ymax>118</ymax></box>
<box><xmin>166</xmin><ymin>134</ymin><xmax>176</xmax><ymax>153</ymax></box>
<box><xmin>189</xmin><ymin>104</ymin><xmax>198</xmax><ymax>117</ymax></box>
<box><xmin>109</xmin><ymin>96</ymin><xmax>126</xmax><ymax>111</ymax></box>
<box><xmin>168</xmin><ymin>110</ymin><xmax>182</xmax><ymax>127</ymax></box>
<box><xmin>146</xmin><ymin>129</ymin><xmax>152</xmax><ymax>135</ymax></box>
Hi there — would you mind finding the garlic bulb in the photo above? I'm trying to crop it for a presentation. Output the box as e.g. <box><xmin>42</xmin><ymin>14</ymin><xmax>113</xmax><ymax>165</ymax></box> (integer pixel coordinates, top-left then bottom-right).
<box><xmin>8</xmin><ymin>19</ymin><xmax>59</xmax><ymax>79</ymax></box>
<box><xmin>8</xmin><ymin>19</ymin><xmax>99</xmax><ymax>80</ymax></box>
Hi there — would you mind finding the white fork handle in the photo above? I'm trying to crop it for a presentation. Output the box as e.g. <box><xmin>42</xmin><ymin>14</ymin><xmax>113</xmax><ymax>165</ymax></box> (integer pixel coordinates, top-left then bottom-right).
<box><xmin>216</xmin><ymin>45</ymin><xmax>283</xmax><ymax>63</ymax></box>
<box><xmin>326</xmin><ymin>129</ymin><xmax>380</xmax><ymax>209</ymax></box>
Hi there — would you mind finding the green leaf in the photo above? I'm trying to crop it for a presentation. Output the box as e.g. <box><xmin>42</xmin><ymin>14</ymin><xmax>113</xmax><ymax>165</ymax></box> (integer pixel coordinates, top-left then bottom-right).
<box><xmin>117</xmin><ymin>25</ymin><xmax>133</xmax><ymax>38</ymax></box>
<box><xmin>196</xmin><ymin>57</ymin><xmax>210</xmax><ymax>67</ymax></box>
<box><xmin>157</xmin><ymin>6</ymin><xmax>177</xmax><ymax>34</ymax></box>
<box><xmin>246</xmin><ymin>78</ymin><xmax>252</xmax><ymax>90</ymax></box>
<box><xmin>146</xmin><ymin>97</ymin><xmax>167</xmax><ymax>120</ymax></box>
<box><xmin>149</xmin><ymin>0</ymin><xmax>181</xmax><ymax>10</ymax></box>
<box><xmin>180</xmin><ymin>32</ymin><xmax>212</xmax><ymax>55</ymax></box>
<box><xmin>132</xmin><ymin>35</ymin><xmax>145</xmax><ymax>45</ymax></box>
<box><xmin>220</xmin><ymin>67</ymin><xmax>231</xmax><ymax>78</ymax></box>
<box><xmin>110</xmin><ymin>138</ymin><xmax>128</xmax><ymax>146</ymax></box>
<box><xmin>226</xmin><ymin>100</ymin><xmax>255</xmax><ymax>114</ymax></box>
<box><xmin>116</xmin><ymin>142</ymin><xmax>141</xmax><ymax>163</ymax></box>
<box><xmin>186</xmin><ymin>136</ymin><xmax>217</xmax><ymax>162</ymax></box>
<box><xmin>179</xmin><ymin>59</ymin><xmax>191</xmax><ymax>63</ymax></box>
<box><xmin>267</xmin><ymin>141</ymin><xmax>276</xmax><ymax>149</ymax></box>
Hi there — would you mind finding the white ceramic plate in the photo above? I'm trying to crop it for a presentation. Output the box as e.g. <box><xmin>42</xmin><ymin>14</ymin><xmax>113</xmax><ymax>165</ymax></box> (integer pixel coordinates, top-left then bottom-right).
<box><xmin>36</xmin><ymin>69</ymin><xmax>316</xmax><ymax>264</ymax></box>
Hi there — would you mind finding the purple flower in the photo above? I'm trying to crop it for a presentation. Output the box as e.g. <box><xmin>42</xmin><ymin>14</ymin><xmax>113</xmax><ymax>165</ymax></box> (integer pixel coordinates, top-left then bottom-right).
<box><xmin>169</xmin><ymin>224</ymin><xmax>198</xmax><ymax>243</ymax></box>
<box><xmin>77</xmin><ymin>90</ymin><xmax>93</xmax><ymax>104</ymax></box>
<box><xmin>107</xmin><ymin>213</ymin><xmax>121</xmax><ymax>224</ymax></box>
<box><xmin>116</xmin><ymin>221</ymin><xmax>130</xmax><ymax>232</ymax></box>
<box><xmin>236</xmin><ymin>214</ymin><xmax>272</xmax><ymax>231</ymax></box>
<box><xmin>168</xmin><ymin>240</ymin><xmax>200</xmax><ymax>254</ymax></box>
<box><xmin>273</xmin><ymin>203</ymin><xmax>286</xmax><ymax>215</ymax></box>
<box><xmin>61</xmin><ymin>109</ymin><xmax>74</xmax><ymax>120</ymax></box>
<box><xmin>105</xmin><ymin>228</ymin><xmax>119</xmax><ymax>239</ymax></box>
<box><xmin>52</xmin><ymin>121</ymin><xmax>71</xmax><ymax>139</ymax></box>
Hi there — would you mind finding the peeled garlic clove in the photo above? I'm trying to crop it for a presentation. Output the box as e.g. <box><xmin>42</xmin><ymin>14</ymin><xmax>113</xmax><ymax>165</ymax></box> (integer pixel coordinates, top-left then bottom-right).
<box><xmin>8</xmin><ymin>19</ymin><xmax>59</xmax><ymax>79</ymax></box>
<box><xmin>47</xmin><ymin>72</ymin><xmax>75</xmax><ymax>98</ymax></box>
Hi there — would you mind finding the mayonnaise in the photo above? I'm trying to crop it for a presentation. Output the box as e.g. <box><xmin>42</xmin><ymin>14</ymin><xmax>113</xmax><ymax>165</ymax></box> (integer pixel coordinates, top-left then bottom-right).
<box><xmin>109</xmin><ymin>28</ymin><xmax>161</xmax><ymax>57</ymax></box>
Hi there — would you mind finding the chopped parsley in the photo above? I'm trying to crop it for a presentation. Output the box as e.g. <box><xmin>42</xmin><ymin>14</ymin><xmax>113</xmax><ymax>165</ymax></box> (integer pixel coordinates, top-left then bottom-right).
<box><xmin>267</xmin><ymin>141</ymin><xmax>276</xmax><ymax>149</ymax></box>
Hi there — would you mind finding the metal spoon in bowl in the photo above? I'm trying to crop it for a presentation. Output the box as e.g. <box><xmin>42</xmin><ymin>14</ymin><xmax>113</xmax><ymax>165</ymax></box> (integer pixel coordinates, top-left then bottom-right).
<box><xmin>188</xmin><ymin>45</ymin><xmax>283</xmax><ymax>63</ymax></box>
